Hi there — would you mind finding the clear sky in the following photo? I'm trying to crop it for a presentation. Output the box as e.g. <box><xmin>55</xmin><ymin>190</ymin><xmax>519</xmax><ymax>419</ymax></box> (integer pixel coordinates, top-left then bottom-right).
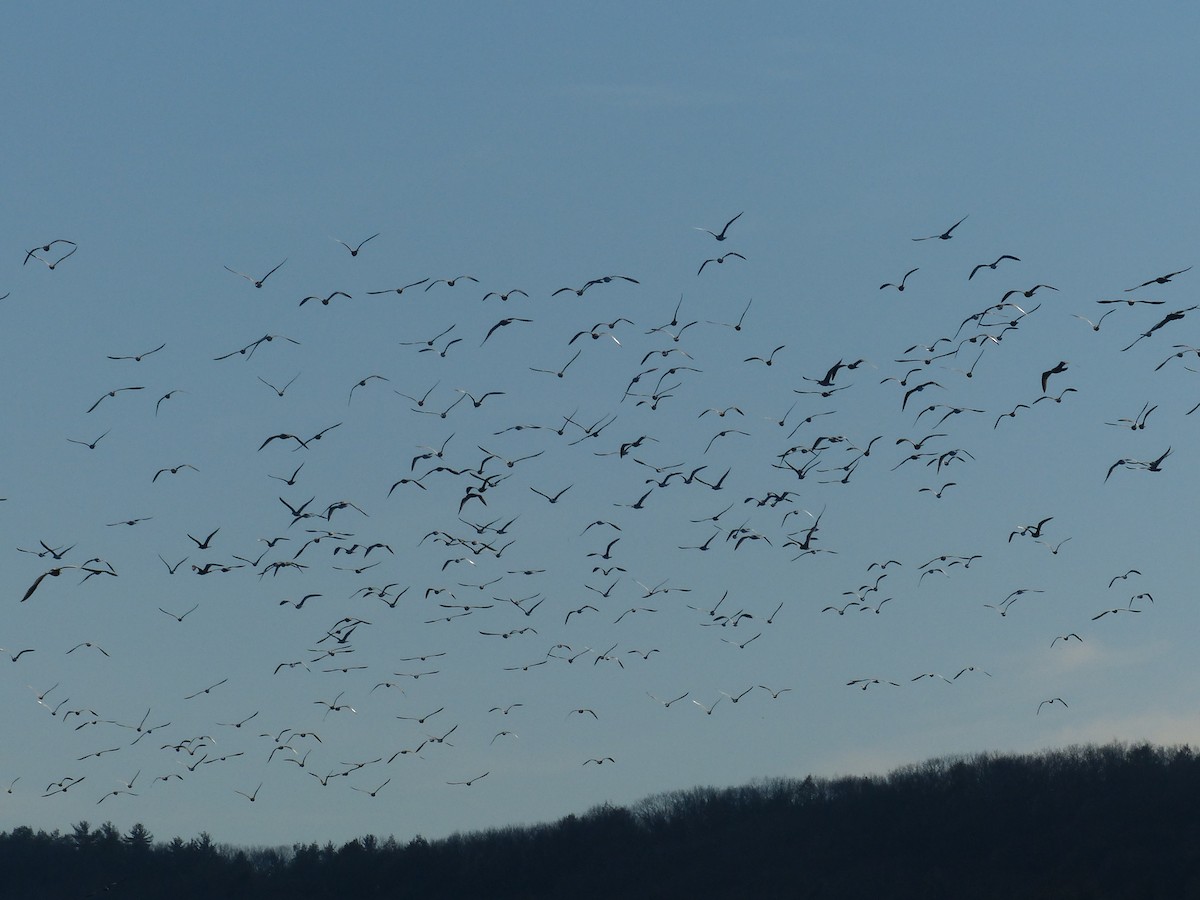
<box><xmin>4</xmin><ymin>2</ymin><xmax>1200</xmax><ymax>848</ymax></box>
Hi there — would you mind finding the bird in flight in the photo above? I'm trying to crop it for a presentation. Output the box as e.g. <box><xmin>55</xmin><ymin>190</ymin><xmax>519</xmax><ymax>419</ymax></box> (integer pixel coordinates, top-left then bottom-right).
<box><xmin>1125</xmin><ymin>266</ymin><xmax>1191</xmax><ymax>292</ymax></box>
<box><xmin>968</xmin><ymin>255</ymin><xmax>1019</xmax><ymax>279</ymax></box>
<box><xmin>334</xmin><ymin>233</ymin><xmax>380</xmax><ymax>256</ymax></box>
<box><xmin>696</xmin><ymin>212</ymin><xmax>743</xmax><ymax>241</ymax></box>
<box><xmin>879</xmin><ymin>268</ymin><xmax>919</xmax><ymax>291</ymax></box>
<box><xmin>107</xmin><ymin>343</ymin><xmax>165</xmax><ymax>362</ymax></box>
<box><xmin>224</xmin><ymin>259</ymin><xmax>286</xmax><ymax>288</ymax></box>
<box><xmin>698</xmin><ymin>252</ymin><xmax>746</xmax><ymax>275</ymax></box>
<box><xmin>912</xmin><ymin>215</ymin><xmax>967</xmax><ymax>241</ymax></box>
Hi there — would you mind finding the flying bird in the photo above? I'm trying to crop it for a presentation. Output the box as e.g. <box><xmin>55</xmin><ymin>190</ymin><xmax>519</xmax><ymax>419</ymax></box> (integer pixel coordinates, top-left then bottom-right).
<box><xmin>696</xmin><ymin>211</ymin><xmax>743</xmax><ymax>241</ymax></box>
<box><xmin>224</xmin><ymin>258</ymin><xmax>286</xmax><ymax>288</ymax></box>
<box><xmin>968</xmin><ymin>255</ymin><xmax>1020</xmax><ymax>279</ymax></box>
<box><xmin>698</xmin><ymin>252</ymin><xmax>746</xmax><ymax>275</ymax></box>
<box><xmin>1125</xmin><ymin>266</ymin><xmax>1191</xmax><ymax>292</ymax></box>
<box><xmin>879</xmin><ymin>268</ymin><xmax>918</xmax><ymax>291</ymax></box>
<box><xmin>912</xmin><ymin>215</ymin><xmax>968</xmax><ymax>241</ymax></box>
<box><xmin>334</xmin><ymin>233</ymin><xmax>380</xmax><ymax>256</ymax></box>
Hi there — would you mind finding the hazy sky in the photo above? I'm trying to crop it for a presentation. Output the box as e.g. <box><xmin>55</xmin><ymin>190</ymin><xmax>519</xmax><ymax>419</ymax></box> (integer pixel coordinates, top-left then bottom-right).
<box><xmin>5</xmin><ymin>3</ymin><xmax>1200</xmax><ymax>848</ymax></box>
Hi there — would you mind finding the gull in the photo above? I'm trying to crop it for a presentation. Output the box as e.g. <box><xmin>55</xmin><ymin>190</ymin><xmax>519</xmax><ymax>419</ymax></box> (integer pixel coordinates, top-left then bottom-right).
<box><xmin>1099</xmin><ymin>297</ymin><xmax>1165</xmax><ymax>307</ymax></box>
<box><xmin>879</xmin><ymin>268</ymin><xmax>918</xmax><ymax>291</ymax></box>
<box><xmin>87</xmin><ymin>386</ymin><xmax>144</xmax><ymax>413</ymax></box>
<box><xmin>1125</xmin><ymin>266</ymin><xmax>1192</xmax><ymax>292</ymax></box>
<box><xmin>152</xmin><ymin>463</ymin><xmax>198</xmax><ymax>482</ymax></box>
<box><xmin>1037</xmin><ymin>698</ymin><xmax>1068</xmax><ymax>714</ymax></box>
<box><xmin>1122</xmin><ymin>305</ymin><xmax>1199</xmax><ymax>352</ymax></box>
<box><xmin>1073</xmin><ymin>310</ymin><xmax>1115</xmax><ymax>332</ymax></box>
<box><xmin>482</xmin><ymin>288</ymin><xmax>529</xmax><ymax>302</ymax></box>
<box><xmin>425</xmin><ymin>275</ymin><xmax>479</xmax><ymax>290</ymax></box>
<box><xmin>158</xmin><ymin>603</ymin><xmax>198</xmax><ymax>622</ymax></box>
<box><xmin>969</xmin><ymin>255</ymin><xmax>1020</xmax><ymax>279</ymax></box>
<box><xmin>334</xmin><ymin>233</ymin><xmax>380</xmax><ymax>256</ymax></box>
<box><xmin>27</xmin><ymin>243</ymin><xmax>77</xmax><ymax>269</ymax></box>
<box><xmin>234</xmin><ymin>783</ymin><xmax>263</xmax><ymax>802</ymax></box>
<box><xmin>953</xmin><ymin>666</ymin><xmax>992</xmax><ymax>680</ymax></box>
<box><xmin>696</xmin><ymin>211</ymin><xmax>742</xmax><ymax>241</ymax></box>
<box><xmin>481</xmin><ymin>317</ymin><xmax>532</xmax><ymax>346</ymax></box>
<box><xmin>224</xmin><ymin>258</ymin><xmax>286</xmax><ymax>288</ymax></box>
<box><xmin>348</xmin><ymin>374</ymin><xmax>389</xmax><ymax>404</ymax></box>
<box><xmin>698</xmin><ymin>252</ymin><xmax>746</xmax><ymax>275</ymax></box>
<box><xmin>67</xmin><ymin>642</ymin><xmax>109</xmax><ymax>657</ymax></box>
<box><xmin>692</xmin><ymin>697</ymin><xmax>722</xmax><ymax>715</ymax></box>
<box><xmin>911</xmin><ymin>673</ymin><xmax>953</xmax><ymax>684</ymax></box>
<box><xmin>299</xmin><ymin>290</ymin><xmax>351</xmax><ymax>307</ymax></box>
<box><xmin>67</xmin><ymin>431</ymin><xmax>110</xmax><ymax>450</ymax></box>
<box><xmin>912</xmin><ymin>215</ymin><xmax>967</xmax><ymax>241</ymax></box>
<box><xmin>350</xmin><ymin>779</ymin><xmax>391</xmax><ymax>797</ymax></box>
<box><xmin>919</xmin><ymin>482</ymin><xmax>956</xmax><ymax>499</ymax></box>
<box><xmin>846</xmin><ymin>677</ymin><xmax>900</xmax><ymax>690</ymax></box>
<box><xmin>720</xmin><ymin>687</ymin><xmax>754</xmax><ymax>704</ymax></box>
<box><xmin>1009</xmin><ymin>517</ymin><xmax>1053</xmax><ymax>542</ymax></box>
<box><xmin>21</xmin><ymin>566</ymin><xmax>106</xmax><ymax>602</ymax></box>
<box><xmin>24</xmin><ymin>238</ymin><xmax>76</xmax><ymax>265</ymax></box>
<box><xmin>707</xmin><ymin>297</ymin><xmax>753</xmax><ymax>333</ymax></box>
<box><xmin>1036</xmin><ymin>537</ymin><xmax>1072</xmax><ymax>555</ymax></box>
<box><xmin>183</xmin><ymin>678</ymin><xmax>228</xmax><ymax>700</ymax></box>
<box><xmin>531</xmin><ymin>349</ymin><xmax>582</xmax><ymax>378</ymax></box>
<box><xmin>1051</xmin><ymin>634</ymin><xmax>1083</xmax><ymax>647</ymax></box>
<box><xmin>446</xmin><ymin>772</ymin><xmax>489</xmax><ymax>786</ymax></box>
<box><xmin>367</xmin><ymin>278</ymin><xmax>430</xmax><ymax>295</ymax></box>
<box><xmin>1108</xmin><ymin>569</ymin><xmax>1142</xmax><ymax>588</ymax></box>
<box><xmin>744</xmin><ymin>346</ymin><xmax>784</xmax><ymax>366</ymax></box>
<box><xmin>107</xmin><ymin>343</ymin><xmax>165</xmax><ymax>362</ymax></box>
<box><xmin>154</xmin><ymin>389</ymin><xmax>187</xmax><ymax>415</ymax></box>
<box><xmin>187</xmin><ymin>528</ymin><xmax>220</xmax><ymax>550</ymax></box>
<box><xmin>1040</xmin><ymin>361</ymin><xmax>1069</xmax><ymax>393</ymax></box>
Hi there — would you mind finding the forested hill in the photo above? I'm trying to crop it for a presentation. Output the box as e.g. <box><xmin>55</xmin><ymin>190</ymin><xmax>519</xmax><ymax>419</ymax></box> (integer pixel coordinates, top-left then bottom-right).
<box><xmin>6</xmin><ymin>742</ymin><xmax>1200</xmax><ymax>899</ymax></box>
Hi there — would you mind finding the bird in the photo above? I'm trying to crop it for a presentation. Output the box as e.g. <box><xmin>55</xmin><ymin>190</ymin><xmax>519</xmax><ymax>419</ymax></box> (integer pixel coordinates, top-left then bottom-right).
<box><xmin>87</xmin><ymin>386</ymin><xmax>144</xmax><ymax>413</ymax></box>
<box><xmin>24</xmin><ymin>239</ymin><xmax>76</xmax><ymax>265</ymax></box>
<box><xmin>154</xmin><ymin>389</ymin><xmax>188</xmax><ymax>415</ymax></box>
<box><xmin>67</xmin><ymin>431</ymin><xmax>110</xmax><ymax>450</ymax></box>
<box><xmin>158</xmin><ymin>603</ymin><xmax>198</xmax><ymax>622</ymax></box>
<box><xmin>482</xmin><ymin>288</ymin><xmax>529</xmax><ymax>302</ymax></box>
<box><xmin>1037</xmin><ymin>698</ymin><xmax>1068</xmax><ymax>714</ymax></box>
<box><xmin>152</xmin><ymin>464</ymin><xmax>198</xmax><ymax>482</ymax></box>
<box><xmin>912</xmin><ymin>215</ymin><xmax>967</xmax><ymax>241</ymax></box>
<box><xmin>446</xmin><ymin>772</ymin><xmax>489</xmax><ymax>786</ymax></box>
<box><xmin>334</xmin><ymin>233</ymin><xmax>380</xmax><ymax>256</ymax></box>
<box><xmin>187</xmin><ymin>528</ymin><xmax>220</xmax><ymax>550</ymax></box>
<box><xmin>299</xmin><ymin>290</ymin><xmax>351</xmax><ymax>307</ymax></box>
<box><xmin>425</xmin><ymin>275</ymin><xmax>479</xmax><ymax>290</ymax></box>
<box><xmin>481</xmin><ymin>317</ymin><xmax>533</xmax><ymax>346</ymax></box>
<box><xmin>224</xmin><ymin>259</ymin><xmax>286</xmax><ymax>288</ymax></box>
<box><xmin>1051</xmin><ymin>634</ymin><xmax>1083</xmax><ymax>647</ymax></box>
<box><xmin>234</xmin><ymin>783</ymin><xmax>263</xmax><ymax>802</ymax></box>
<box><xmin>698</xmin><ymin>252</ymin><xmax>746</xmax><ymax>275</ymax></box>
<box><xmin>26</xmin><ymin>243</ymin><xmax>77</xmax><ymax>269</ymax></box>
<box><xmin>879</xmin><ymin>268</ymin><xmax>919</xmax><ymax>291</ymax></box>
<box><xmin>1040</xmin><ymin>361</ymin><xmax>1069</xmax><ymax>393</ymax></box>
<box><xmin>107</xmin><ymin>343</ymin><xmax>165</xmax><ymax>362</ymax></box>
<box><xmin>1125</xmin><ymin>266</ymin><xmax>1192</xmax><ymax>292</ymax></box>
<box><xmin>696</xmin><ymin>212</ymin><xmax>743</xmax><ymax>241</ymax></box>
<box><xmin>1073</xmin><ymin>310</ymin><xmax>1115</xmax><ymax>331</ymax></box>
<box><xmin>367</xmin><ymin>279</ymin><xmax>430</xmax><ymax>295</ymax></box>
<box><xmin>969</xmin><ymin>255</ymin><xmax>1020</xmax><ymax>279</ymax></box>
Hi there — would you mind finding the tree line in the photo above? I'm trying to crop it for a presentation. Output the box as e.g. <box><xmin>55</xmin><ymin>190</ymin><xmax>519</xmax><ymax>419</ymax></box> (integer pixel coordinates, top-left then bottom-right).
<box><xmin>5</xmin><ymin>741</ymin><xmax>1200</xmax><ymax>898</ymax></box>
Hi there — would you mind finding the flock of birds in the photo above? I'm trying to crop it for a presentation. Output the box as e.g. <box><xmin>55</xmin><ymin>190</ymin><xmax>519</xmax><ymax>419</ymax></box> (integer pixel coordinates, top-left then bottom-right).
<box><xmin>2</xmin><ymin>212</ymin><xmax>1193</xmax><ymax>831</ymax></box>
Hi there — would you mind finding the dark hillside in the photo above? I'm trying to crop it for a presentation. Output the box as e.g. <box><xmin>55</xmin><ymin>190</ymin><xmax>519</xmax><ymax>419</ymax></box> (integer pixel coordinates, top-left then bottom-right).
<box><xmin>5</xmin><ymin>742</ymin><xmax>1200</xmax><ymax>899</ymax></box>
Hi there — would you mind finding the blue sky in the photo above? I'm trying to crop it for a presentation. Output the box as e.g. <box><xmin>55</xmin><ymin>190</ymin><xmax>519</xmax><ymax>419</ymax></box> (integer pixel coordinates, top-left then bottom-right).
<box><xmin>4</xmin><ymin>2</ymin><xmax>1200</xmax><ymax>847</ymax></box>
